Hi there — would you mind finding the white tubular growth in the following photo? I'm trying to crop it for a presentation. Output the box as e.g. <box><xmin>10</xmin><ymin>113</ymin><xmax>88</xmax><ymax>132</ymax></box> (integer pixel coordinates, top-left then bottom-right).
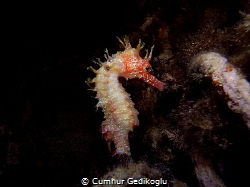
<box><xmin>190</xmin><ymin>52</ymin><xmax>250</xmax><ymax>129</ymax></box>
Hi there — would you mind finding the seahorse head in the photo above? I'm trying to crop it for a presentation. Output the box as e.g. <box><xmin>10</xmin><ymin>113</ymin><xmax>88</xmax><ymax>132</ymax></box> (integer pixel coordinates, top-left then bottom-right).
<box><xmin>104</xmin><ymin>37</ymin><xmax>167</xmax><ymax>91</ymax></box>
<box><xmin>118</xmin><ymin>39</ymin><xmax>155</xmax><ymax>80</ymax></box>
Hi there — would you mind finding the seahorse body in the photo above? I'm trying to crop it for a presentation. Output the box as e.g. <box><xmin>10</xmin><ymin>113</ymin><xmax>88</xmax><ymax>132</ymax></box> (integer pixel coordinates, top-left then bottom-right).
<box><xmin>90</xmin><ymin>38</ymin><xmax>167</xmax><ymax>155</ymax></box>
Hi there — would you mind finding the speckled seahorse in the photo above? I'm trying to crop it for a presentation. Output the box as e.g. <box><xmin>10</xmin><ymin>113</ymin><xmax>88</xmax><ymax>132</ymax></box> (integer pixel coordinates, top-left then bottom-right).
<box><xmin>88</xmin><ymin>37</ymin><xmax>167</xmax><ymax>155</ymax></box>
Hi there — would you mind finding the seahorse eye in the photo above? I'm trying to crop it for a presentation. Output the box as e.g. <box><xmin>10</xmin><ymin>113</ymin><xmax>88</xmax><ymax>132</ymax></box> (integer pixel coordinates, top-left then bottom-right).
<box><xmin>104</xmin><ymin>65</ymin><xmax>110</xmax><ymax>71</ymax></box>
<box><xmin>145</xmin><ymin>67</ymin><xmax>153</xmax><ymax>73</ymax></box>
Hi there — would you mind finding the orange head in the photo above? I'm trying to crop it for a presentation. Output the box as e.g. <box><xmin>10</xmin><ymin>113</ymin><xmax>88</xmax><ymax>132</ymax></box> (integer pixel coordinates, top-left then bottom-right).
<box><xmin>119</xmin><ymin>39</ymin><xmax>154</xmax><ymax>79</ymax></box>
<box><xmin>118</xmin><ymin>38</ymin><xmax>167</xmax><ymax>91</ymax></box>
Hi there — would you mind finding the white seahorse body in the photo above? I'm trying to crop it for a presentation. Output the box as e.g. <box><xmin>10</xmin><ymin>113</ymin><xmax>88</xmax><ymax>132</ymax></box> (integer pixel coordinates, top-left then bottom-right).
<box><xmin>93</xmin><ymin>65</ymin><xmax>139</xmax><ymax>155</ymax></box>
<box><xmin>90</xmin><ymin>38</ymin><xmax>167</xmax><ymax>155</ymax></box>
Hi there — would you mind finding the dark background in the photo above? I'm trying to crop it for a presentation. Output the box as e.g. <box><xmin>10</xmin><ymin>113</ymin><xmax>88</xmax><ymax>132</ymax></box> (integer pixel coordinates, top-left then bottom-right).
<box><xmin>2</xmin><ymin>1</ymin><xmax>148</xmax><ymax>186</ymax></box>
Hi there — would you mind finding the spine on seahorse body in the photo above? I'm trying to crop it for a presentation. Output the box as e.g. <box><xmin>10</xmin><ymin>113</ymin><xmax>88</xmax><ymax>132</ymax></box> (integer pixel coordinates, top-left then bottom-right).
<box><xmin>89</xmin><ymin>37</ymin><xmax>167</xmax><ymax>155</ymax></box>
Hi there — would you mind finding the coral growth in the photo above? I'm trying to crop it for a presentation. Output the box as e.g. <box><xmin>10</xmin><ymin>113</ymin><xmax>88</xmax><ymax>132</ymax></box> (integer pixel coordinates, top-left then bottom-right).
<box><xmin>236</xmin><ymin>12</ymin><xmax>250</xmax><ymax>35</ymax></box>
<box><xmin>190</xmin><ymin>52</ymin><xmax>250</xmax><ymax>129</ymax></box>
<box><xmin>89</xmin><ymin>38</ymin><xmax>167</xmax><ymax>155</ymax></box>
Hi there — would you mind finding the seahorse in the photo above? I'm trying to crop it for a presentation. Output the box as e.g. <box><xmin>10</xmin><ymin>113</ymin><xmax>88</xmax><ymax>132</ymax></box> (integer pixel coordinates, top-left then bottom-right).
<box><xmin>88</xmin><ymin>37</ymin><xmax>167</xmax><ymax>155</ymax></box>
